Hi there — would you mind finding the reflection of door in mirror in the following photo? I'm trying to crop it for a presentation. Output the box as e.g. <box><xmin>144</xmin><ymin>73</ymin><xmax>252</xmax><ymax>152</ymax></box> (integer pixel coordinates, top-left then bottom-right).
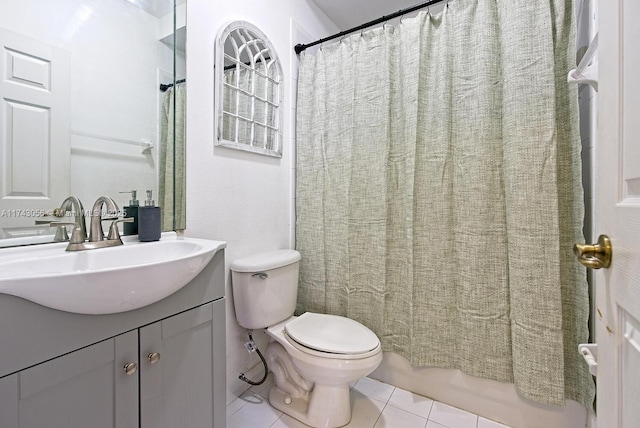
<box><xmin>0</xmin><ymin>0</ymin><xmax>185</xmax><ymax>247</ymax></box>
<box><xmin>0</xmin><ymin>28</ymin><xmax>71</xmax><ymax>243</ymax></box>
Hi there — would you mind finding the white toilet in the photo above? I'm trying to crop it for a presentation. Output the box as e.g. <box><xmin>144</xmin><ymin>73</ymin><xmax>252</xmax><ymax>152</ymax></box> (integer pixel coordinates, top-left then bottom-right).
<box><xmin>231</xmin><ymin>249</ymin><xmax>383</xmax><ymax>428</ymax></box>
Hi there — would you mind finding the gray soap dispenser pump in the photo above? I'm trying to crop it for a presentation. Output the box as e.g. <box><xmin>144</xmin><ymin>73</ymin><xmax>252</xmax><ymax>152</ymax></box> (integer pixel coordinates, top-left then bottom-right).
<box><xmin>138</xmin><ymin>190</ymin><xmax>161</xmax><ymax>242</ymax></box>
<box><xmin>119</xmin><ymin>190</ymin><xmax>139</xmax><ymax>236</ymax></box>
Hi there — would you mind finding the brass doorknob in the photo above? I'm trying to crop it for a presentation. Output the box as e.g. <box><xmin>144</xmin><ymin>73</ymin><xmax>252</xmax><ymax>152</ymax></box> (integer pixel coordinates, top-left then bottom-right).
<box><xmin>574</xmin><ymin>234</ymin><xmax>612</xmax><ymax>269</ymax></box>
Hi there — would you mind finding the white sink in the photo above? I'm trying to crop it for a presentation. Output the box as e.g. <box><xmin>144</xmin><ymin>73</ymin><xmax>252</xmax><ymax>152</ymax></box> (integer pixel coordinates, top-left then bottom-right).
<box><xmin>0</xmin><ymin>233</ymin><xmax>225</xmax><ymax>314</ymax></box>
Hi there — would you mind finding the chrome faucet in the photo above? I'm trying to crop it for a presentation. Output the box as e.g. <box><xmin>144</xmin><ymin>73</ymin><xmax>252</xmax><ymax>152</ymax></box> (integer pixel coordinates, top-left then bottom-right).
<box><xmin>50</xmin><ymin>196</ymin><xmax>133</xmax><ymax>251</ymax></box>
<box><xmin>57</xmin><ymin>196</ymin><xmax>87</xmax><ymax>242</ymax></box>
<box><xmin>89</xmin><ymin>196</ymin><xmax>119</xmax><ymax>242</ymax></box>
<box><xmin>49</xmin><ymin>195</ymin><xmax>133</xmax><ymax>251</ymax></box>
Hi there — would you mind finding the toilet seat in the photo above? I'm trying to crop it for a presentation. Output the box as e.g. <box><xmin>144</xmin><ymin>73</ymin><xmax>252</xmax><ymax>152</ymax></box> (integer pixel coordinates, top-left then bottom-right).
<box><xmin>284</xmin><ymin>312</ymin><xmax>380</xmax><ymax>360</ymax></box>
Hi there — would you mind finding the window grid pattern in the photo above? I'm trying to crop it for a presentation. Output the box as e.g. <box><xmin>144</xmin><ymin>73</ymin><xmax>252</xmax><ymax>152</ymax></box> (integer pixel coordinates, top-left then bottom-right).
<box><xmin>219</xmin><ymin>25</ymin><xmax>282</xmax><ymax>156</ymax></box>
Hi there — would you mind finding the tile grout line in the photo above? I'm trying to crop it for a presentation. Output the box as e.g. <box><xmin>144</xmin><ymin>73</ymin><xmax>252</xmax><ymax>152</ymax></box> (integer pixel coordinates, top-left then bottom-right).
<box><xmin>269</xmin><ymin>413</ymin><xmax>285</xmax><ymax>427</ymax></box>
<box><xmin>384</xmin><ymin>394</ymin><xmax>436</xmax><ymax>422</ymax></box>
<box><xmin>371</xmin><ymin>385</ymin><xmax>397</xmax><ymax>428</ymax></box>
<box><xmin>372</xmin><ymin>402</ymin><xmax>388</xmax><ymax>428</ymax></box>
<box><xmin>226</xmin><ymin>396</ymin><xmax>248</xmax><ymax>418</ymax></box>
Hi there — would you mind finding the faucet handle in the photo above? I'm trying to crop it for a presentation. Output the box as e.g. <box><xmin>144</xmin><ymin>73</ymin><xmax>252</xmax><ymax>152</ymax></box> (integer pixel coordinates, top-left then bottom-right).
<box><xmin>107</xmin><ymin>217</ymin><xmax>134</xmax><ymax>242</ymax></box>
<box><xmin>49</xmin><ymin>222</ymin><xmax>70</xmax><ymax>242</ymax></box>
<box><xmin>49</xmin><ymin>222</ymin><xmax>85</xmax><ymax>244</ymax></box>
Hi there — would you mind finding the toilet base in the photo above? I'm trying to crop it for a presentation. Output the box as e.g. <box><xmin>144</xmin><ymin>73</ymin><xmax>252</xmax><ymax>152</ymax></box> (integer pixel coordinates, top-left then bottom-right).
<box><xmin>269</xmin><ymin>383</ymin><xmax>352</xmax><ymax>428</ymax></box>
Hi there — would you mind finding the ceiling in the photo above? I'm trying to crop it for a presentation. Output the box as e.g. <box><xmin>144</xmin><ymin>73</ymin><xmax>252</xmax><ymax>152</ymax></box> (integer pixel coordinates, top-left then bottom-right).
<box><xmin>128</xmin><ymin>0</ymin><xmax>442</xmax><ymax>37</ymax></box>
<box><xmin>124</xmin><ymin>0</ymin><xmax>186</xmax><ymax>18</ymax></box>
<box><xmin>310</xmin><ymin>0</ymin><xmax>444</xmax><ymax>31</ymax></box>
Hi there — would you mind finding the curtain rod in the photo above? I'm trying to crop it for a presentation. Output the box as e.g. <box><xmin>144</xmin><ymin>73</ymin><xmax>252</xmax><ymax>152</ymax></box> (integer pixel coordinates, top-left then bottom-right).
<box><xmin>159</xmin><ymin>78</ymin><xmax>185</xmax><ymax>92</ymax></box>
<box><xmin>294</xmin><ymin>0</ymin><xmax>447</xmax><ymax>54</ymax></box>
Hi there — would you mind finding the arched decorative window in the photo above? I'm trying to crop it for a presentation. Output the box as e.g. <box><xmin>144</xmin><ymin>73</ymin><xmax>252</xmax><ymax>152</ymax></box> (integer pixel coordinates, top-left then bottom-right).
<box><xmin>215</xmin><ymin>21</ymin><xmax>283</xmax><ymax>157</ymax></box>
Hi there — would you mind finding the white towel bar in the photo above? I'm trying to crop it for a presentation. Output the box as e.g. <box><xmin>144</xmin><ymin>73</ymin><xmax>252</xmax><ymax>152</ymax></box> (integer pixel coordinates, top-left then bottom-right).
<box><xmin>71</xmin><ymin>130</ymin><xmax>154</xmax><ymax>154</ymax></box>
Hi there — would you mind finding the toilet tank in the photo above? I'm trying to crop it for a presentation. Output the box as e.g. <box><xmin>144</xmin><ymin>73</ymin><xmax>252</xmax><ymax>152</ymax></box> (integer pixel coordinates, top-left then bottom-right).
<box><xmin>230</xmin><ymin>249</ymin><xmax>301</xmax><ymax>329</ymax></box>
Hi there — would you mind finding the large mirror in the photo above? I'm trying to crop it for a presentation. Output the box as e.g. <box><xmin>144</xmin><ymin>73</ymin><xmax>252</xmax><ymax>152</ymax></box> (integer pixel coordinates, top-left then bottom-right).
<box><xmin>0</xmin><ymin>0</ymin><xmax>186</xmax><ymax>247</ymax></box>
<box><xmin>215</xmin><ymin>21</ymin><xmax>283</xmax><ymax>157</ymax></box>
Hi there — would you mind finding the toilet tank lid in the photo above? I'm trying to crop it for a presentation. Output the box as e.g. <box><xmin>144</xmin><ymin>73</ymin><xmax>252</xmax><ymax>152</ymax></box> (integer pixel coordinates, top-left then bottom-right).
<box><xmin>230</xmin><ymin>249</ymin><xmax>301</xmax><ymax>272</ymax></box>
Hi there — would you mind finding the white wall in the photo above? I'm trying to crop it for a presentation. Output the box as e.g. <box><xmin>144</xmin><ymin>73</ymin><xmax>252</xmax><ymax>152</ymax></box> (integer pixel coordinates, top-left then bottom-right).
<box><xmin>184</xmin><ymin>0</ymin><xmax>338</xmax><ymax>403</ymax></box>
<box><xmin>0</xmin><ymin>0</ymin><xmax>167</xmax><ymax>214</ymax></box>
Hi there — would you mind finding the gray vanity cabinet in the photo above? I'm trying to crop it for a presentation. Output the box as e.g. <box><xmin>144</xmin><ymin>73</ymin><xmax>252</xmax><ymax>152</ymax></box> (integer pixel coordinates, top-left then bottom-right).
<box><xmin>0</xmin><ymin>246</ymin><xmax>226</xmax><ymax>428</ymax></box>
<box><xmin>0</xmin><ymin>330</ymin><xmax>139</xmax><ymax>428</ymax></box>
<box><xmin>0</xmin><ymin>299</ymin><xmax>226</xmax><ymax>428</ymax></box>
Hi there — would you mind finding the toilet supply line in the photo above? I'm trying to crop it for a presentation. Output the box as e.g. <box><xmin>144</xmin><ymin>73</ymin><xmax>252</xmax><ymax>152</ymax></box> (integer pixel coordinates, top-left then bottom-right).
<box><xmin>239</xmin><ymin>330</ymin><xmax>269</xmax><ymax>386</ymax></box>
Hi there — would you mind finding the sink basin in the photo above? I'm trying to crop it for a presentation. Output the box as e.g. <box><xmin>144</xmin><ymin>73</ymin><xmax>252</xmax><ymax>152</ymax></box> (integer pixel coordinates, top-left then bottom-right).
<box><xmin>0</xmin><ymin>233</ymin><xmax>226</xmax><ymax>314</ymax></box>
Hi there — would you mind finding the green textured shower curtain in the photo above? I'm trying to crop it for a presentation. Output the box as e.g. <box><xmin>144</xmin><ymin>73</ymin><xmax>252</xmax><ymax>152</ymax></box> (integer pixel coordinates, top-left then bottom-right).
<box><xmin>295</xmin><ymin>0</ymin><xmax>594</xmax><ymax>408</ymax></box>
<box><xmin>159</xmin><ymin>83</ymin><xmax>186</xmax><ymax>231</ymax></box>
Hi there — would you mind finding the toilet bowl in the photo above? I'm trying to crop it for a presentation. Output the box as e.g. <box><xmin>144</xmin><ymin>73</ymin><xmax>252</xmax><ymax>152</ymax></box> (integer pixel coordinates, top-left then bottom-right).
<box><xmin>265</xmin><ymin>313</ymin><xmax>383</xmax><ymax>427</ymax></box>
<box><xmin>231</xmin><ymin>250</ymin><xmax>383</xmax><ymax>428</ymax></box>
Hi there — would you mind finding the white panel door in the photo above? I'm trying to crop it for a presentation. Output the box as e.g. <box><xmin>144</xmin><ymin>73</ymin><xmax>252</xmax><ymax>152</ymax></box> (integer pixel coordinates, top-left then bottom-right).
<box><xmin>595</xmin><ymin>1</ymin><xmax>640</xmax><ymax>426</ymax></box>
<box><xmin>0</xmin><ymin>28</ymin><xmax>70</xmax><ymax>239</ymax></box>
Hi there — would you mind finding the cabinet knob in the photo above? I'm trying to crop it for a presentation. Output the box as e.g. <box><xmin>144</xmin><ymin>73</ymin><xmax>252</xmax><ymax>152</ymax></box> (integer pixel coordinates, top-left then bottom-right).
<box><xmin>123</xmin><ymin>362</ymin><xmax>138</xmax><ymax>376</ymax></box>
<box><xmin>147</xmin><ymin>352</ymin><xmax>161</xmax><ymax>364</ymax></box>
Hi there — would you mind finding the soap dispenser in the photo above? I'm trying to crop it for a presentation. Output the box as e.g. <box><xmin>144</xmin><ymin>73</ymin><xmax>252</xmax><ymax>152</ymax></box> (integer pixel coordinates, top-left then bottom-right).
<box><xmin>138</xmin><ymin>190</ymin><xmax>161</xmax><ymax>242</ymax></box>
<box><xmin>119</xmin><ymin>190</ymin><xmax>139</xmax><ymax>236</ymax></box>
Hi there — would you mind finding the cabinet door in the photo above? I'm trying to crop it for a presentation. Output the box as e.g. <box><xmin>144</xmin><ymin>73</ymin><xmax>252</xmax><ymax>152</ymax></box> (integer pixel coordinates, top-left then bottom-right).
<box><xmin>140</xmin><ymin>299</ymin><xmax>226</xmax><ymax>428</ymax></box>
<box><xmin>0</xmin><ymin>330</ymin><xmax>138</xmax><ymax>428</ymax></box>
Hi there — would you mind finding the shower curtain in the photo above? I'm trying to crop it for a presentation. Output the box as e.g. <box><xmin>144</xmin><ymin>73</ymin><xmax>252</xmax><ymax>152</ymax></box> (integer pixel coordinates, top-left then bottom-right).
<box><xmin>295</xmin><ymin>0</ymin><xmax>594</xmax><ymax>408</ymax></box>
<box><xmin>159</xmin><ymin>83</ymin><xmax>186</xmax><ymax>231</ymax></box>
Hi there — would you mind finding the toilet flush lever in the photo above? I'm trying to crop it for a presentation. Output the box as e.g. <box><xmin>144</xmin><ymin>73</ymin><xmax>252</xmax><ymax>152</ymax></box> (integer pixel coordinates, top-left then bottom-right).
<box><xmin>252</xmin><ymin>272</ymin><xmax>268</xmax><ymax>279</ymax></box>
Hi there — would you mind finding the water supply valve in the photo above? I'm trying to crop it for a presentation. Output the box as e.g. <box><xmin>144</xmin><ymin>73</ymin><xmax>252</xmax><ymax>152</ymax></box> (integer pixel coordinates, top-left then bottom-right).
<box><xmin>244</xmin><ymin>339</ymin><xmax>257</xmax><ymax>353</ymax></box>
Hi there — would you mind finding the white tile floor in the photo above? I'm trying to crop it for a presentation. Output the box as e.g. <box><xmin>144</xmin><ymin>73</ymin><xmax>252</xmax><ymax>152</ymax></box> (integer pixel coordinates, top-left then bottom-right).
<box><xmin>227</xmin><ymin>375</ymin><xmax>513</xmax><ymax>428</ymax></box>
